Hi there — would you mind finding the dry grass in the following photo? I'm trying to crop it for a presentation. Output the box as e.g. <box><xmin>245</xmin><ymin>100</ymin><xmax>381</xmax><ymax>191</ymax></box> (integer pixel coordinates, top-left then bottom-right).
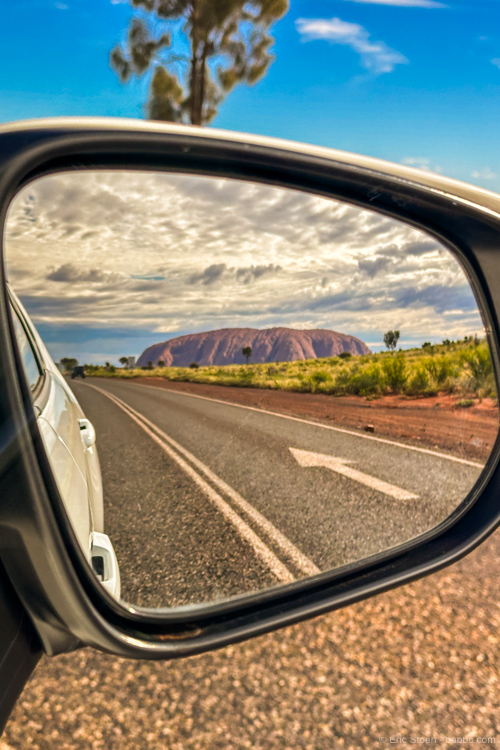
<box><xmin>85</xmin><ymin>340</ymin><xmax>496</xmax><ymax>401</ymax></box>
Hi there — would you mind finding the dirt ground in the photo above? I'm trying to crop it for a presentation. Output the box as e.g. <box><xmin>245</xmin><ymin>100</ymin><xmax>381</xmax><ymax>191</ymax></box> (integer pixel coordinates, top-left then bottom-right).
<box><xmin>132</xmin><ymin>378</ymin><xmax>499</xmax><ymax>462</ymax></box>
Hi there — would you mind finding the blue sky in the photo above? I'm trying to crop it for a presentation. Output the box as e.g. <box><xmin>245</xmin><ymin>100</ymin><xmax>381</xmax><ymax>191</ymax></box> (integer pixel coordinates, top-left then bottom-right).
<box><xmin>2</xmin><ymin>1</ymin><xmax>497</xmax><ymax>364</ymax></box>
<box><xmin>2</xmin><ymin>0</ymin><xmax>500</xmax><ymax>190</ymax></box>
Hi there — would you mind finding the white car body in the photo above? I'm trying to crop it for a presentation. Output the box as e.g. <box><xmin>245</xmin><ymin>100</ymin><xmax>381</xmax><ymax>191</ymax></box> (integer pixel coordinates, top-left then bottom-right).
<box><xmin>9</xmin><ymin>287</ymin><xmax>120</xmax><ymax>599</ymax></box>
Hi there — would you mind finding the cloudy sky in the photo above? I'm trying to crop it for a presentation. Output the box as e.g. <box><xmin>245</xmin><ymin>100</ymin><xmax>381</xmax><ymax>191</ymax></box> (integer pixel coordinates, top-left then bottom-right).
<box><xmin>5</xmin><ymin>170</ymin><xmax>482</xmax><ymax>365</ymax></box>
<box><xmin>1</xmin><ymin>1</ymin><xmax>499</xmax><ymax>192</ymax></box>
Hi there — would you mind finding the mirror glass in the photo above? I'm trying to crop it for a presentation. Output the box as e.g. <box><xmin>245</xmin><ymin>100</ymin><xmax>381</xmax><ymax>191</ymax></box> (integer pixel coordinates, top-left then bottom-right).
<box><xmin>5</xmin><ymin>170</ymin><xmax>499</xmax><ymax>609</ymax></box>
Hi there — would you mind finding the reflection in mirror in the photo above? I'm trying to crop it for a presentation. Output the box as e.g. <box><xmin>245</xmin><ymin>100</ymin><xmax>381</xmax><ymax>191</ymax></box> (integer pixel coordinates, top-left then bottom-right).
<box><xmin>5</xmin><ymin>171</ymin><xmax>499</xmax><ymax>609</ymax></box>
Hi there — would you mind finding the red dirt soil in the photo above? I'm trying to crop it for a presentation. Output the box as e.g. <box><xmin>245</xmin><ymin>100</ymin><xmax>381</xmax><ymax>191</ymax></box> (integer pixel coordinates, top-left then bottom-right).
<box><xmin>133</xmin><ymin>378</ymin><xmax>499</xmax><ymax>462</ymax></box>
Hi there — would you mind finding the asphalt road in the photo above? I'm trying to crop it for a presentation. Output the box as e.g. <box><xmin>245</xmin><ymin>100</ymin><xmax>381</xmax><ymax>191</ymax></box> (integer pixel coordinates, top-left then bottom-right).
<box><xmin>69</xmin><ymin>378</ymin><xmax>483</xmax><ymax>609</ymax></box>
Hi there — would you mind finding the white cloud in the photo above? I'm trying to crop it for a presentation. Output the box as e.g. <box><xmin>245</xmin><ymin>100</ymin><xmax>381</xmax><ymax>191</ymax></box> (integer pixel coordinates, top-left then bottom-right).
<box><xmin>5</xmin><ymin>171</ymin><xmax>481</xmax><ymax>361</ymax></box>
<box><xmin>401</xmin><ymin>157</ymin><xmax>443</xmax><ymax>174</ymax></box>
<box><xmin>491</xmin><ymin>58</ymin><xmax>500</xmax><ymax>69</ymax></box>
<box><xmin>471</xmin><ymin>167</ymin><xmax>497</xmax><ymax>181</ymax></box>
<box><xmin>296</xmin><ymin>17</ymin><xmax>408</xmax><ymax>75</ymax></box>
<box><xmin>341</xmin><ymin>0</ymin><xmax>447</xmax><ymax>6</ymax></box>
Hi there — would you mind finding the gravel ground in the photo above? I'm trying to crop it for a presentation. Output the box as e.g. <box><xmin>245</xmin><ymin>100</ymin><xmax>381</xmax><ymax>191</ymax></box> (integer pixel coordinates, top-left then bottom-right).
<box><xmin>3</xmin><ymin>524</ymin><xmax>500</xmax><ymax>748</ymax></box>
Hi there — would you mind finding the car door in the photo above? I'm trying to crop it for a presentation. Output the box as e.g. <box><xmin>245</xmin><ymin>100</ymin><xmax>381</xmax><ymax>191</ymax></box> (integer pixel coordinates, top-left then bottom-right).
<box><xmin>9</xmin><ymin>295</ymin><xmax>93</xmax><ymax>557</ymax></box>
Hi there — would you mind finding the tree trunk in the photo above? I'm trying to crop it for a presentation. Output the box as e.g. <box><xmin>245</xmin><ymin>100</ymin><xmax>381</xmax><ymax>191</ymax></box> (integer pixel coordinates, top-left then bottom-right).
<box><xmin>191</xmin><ymin>58</ymin><xmax>203</xmax><ymax>125</ymax></box>
<box><xmin>198</xmin><ymin>35</ymin><xmax>209</xmax><ymax>124</ymax></box>
<box><xmin>189</xmin><ymin>1</ymin><xmax>202</xmax><ymax>125</ymax></box>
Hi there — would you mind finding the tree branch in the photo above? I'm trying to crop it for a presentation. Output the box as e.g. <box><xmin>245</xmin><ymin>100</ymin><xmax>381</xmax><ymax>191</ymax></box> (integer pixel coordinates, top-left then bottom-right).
<box><xmin>164</xmin><ymin>53</ymin><xmax>190</xmax><ymax>64</ymax></box>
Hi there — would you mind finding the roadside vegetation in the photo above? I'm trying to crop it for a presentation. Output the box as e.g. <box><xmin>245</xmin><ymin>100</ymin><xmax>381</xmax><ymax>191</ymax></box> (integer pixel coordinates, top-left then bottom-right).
<box><xmin>85</xmin><ymin>336</ymin><xmax>497</xmax><ymax>403</ymax></box>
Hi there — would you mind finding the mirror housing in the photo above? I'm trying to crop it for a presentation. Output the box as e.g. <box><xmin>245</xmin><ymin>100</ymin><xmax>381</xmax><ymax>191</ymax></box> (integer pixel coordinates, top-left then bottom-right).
<box><xmin>0</xmin><ymin>117</ymin><xmax>499</xmax><ymax>659</ymax></box>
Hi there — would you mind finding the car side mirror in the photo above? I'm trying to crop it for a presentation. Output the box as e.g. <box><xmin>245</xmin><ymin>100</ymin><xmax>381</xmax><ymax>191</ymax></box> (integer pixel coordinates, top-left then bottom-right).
<box><xmin>0</xmin><ymin>118</ymin><xmax>499</xmax><ymax>660</ymax></box>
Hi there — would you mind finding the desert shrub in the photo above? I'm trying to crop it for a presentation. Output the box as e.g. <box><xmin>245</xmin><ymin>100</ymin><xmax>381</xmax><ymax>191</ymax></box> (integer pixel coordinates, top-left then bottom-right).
<box><xmin>338</xmin><ymin>351</ymin><xmax>352</xmax><ymax>359</ymax></box>
<box><xmin>457</xmin><ymin>399</ymin><xmax>475</xmax><ymax>407</ymax></box>
<box><xmin>333</xmin><ymin>369</ymin><xmax>352</xmax><ymax>393</ymax></box>
<box><xmin>468</xmin><ymin>345</ymin><xmax>492</xmax><ymax>379</ymax></box>
<box><xmin>331</xmin><ymin>365</ymin><xmax>381</xmax><ymax>396</ymax></box>
<box><xmin>238</xmin><ymin>367</ymin><xmax>255</xmax><ymax>380</ymax></box>
<box><xmin>346</xmin><ymin>364</ymin><xmax>384</xmax><ymax>396</ymax></box>
<box><xmin>305</xmin><ymin>369</ymin><xmax>333</xmax><ymax>393</ymax></box>
<box><xmin>460</xmin><ymin>345</ymin><xmax>494</xmax><ymax>394</ymax></box>
<box><xmin>170</xmin><ymin>368</ymin><xmax>190</xmax><ymax>381</ymax></box>
<box><xmin>407</xmin><ymin>366</ymin><xmax>430</xmax><ymax>395</ymax></box>
<box><xmin>382</xmin><ymin>353</ymin><xmax>407</xmax><ymax>393</ymax></box>
<box><xmin>278</xmin><ymin>376</ymin><xmax>309</xmax><ymax>393</ymax></box>
<box><xmin>189</xmin><ymin>362</ymin><xmax>199</xmax><ymax>369</ymax></box>
<box><xmin>425</xmin><ymin>355</ymin><xmax>455</xmax><ymax>388</ymax></box>
<box><xmin>310</xmin><ymin>370</ymin><xmax>332</xmax><ymax>384</ymax></box>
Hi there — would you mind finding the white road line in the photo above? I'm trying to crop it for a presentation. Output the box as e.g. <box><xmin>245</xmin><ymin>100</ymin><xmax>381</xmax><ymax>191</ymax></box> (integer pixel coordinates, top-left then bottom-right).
<box><xmin>86</xmin><ymin>383</ymin><xmax>320</xmax><ymax>579</ymax></box>
<box><xmin>290</xmin><ymin>448</ymin><xmax>419</xmax><ymax>502</ymax></box>
<box><xmin>129</xmin><ymin>381</ymin><xmax>485</xmax><ymax>469</ymax></box>
<box><xmin>86</xmin><ymin>385</ymin><xmax>295</xmax><ymax>584</ymax></box>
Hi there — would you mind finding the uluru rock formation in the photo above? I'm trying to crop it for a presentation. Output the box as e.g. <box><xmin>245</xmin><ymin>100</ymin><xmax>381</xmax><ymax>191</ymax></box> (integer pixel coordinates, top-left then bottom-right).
<box><xmin>137</xmin><ymin>328</ymin><xmax>370</xmax><ymax>367</ymax></box>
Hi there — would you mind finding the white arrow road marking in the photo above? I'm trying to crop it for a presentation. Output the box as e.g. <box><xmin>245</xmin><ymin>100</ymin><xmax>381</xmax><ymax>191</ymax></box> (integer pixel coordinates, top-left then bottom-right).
<box><xmin>290</xmin><ymin>448</ymin><xmax>419</xmax><ymax>501</ymax></box>
<box><xmin>84</xmin><ymin>383</ymin><xmax>320</xmax><ymax>580</ymax></box>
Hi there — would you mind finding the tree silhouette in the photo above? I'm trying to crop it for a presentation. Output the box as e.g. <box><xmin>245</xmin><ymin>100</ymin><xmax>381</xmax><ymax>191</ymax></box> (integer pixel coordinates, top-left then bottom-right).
<box><xmin>111</xmin><ymin>0</ymin><xmax>288</xmax><ymax>125</ymax></box>
<box><xmin>119</xmin><ymin>356</ymin><xmax>129</xmax><ymax>367</ymax></box>
<box><xmin>383</xmin><ymin>330</ymin><xmax>400</xmax><ymax>353</ymax></box>
<box><xmin>242</xmin><ymin>346</ymin><xmax>252</xmax><ymax>363</ymax></box>
<box><xmin>60</xmin><ymin>357</ymin><xmax>78</xmax><ymax>372</ymax></box>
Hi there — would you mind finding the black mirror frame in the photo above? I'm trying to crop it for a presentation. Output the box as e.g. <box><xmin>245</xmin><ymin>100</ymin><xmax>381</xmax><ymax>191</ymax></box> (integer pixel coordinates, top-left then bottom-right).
<box><xmin>1</xmin><ymin>117</ymin><xmax>500</xmax><ymax>659</ymax></box>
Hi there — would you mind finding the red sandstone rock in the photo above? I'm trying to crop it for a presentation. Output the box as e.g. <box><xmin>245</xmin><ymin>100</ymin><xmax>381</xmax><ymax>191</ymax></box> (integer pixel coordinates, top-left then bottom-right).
<box><xmin>137</xmin><ymin>327</ymin><xmax>371</xmax><ymax>368</ymax></box>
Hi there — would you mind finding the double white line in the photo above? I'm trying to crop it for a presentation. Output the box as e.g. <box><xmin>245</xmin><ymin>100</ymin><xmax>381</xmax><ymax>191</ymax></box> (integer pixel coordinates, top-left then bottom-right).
<box><xmin>85</xmin><ymin>384</ymin><xmax>320</xmax><ymax>584</ymax></box>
